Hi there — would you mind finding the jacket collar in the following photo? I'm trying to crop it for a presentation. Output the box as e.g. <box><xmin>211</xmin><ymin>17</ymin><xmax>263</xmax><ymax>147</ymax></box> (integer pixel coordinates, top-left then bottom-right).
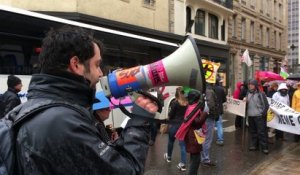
<box><xmin>27</xmin><ymin>72</ymin><xmax>95</xmax><ymax>108</ymax></box>
<box><xmin>7</xmin><ymin>87</ymin><xmax>18</xmax><ymax>94</ymax></box>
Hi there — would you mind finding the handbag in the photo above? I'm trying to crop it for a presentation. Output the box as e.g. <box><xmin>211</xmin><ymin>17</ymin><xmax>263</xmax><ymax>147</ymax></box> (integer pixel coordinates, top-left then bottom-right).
<box><xmin>160</xmin><ymin>124</ymin><xmax>169</xmax><ymax>134</ymax></box>
<box><xmin>194</xmin><ymin>128</ymin><xmax>206</xmax><ymax>144</ymax></box>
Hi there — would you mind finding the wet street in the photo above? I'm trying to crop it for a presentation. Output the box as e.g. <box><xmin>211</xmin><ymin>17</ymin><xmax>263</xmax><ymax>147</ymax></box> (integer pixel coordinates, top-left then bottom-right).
<box><xmin>144</xmin><ymin>113</ymin><xmax>300</xmax><ymax>175</ymax></box>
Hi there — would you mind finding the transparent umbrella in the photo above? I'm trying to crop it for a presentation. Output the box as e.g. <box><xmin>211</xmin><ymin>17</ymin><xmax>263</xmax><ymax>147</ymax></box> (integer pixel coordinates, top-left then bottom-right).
<box><xmin>287</xmin><ymin>73</ymin><xmax>300</xmax><ymax>81</ymax></box>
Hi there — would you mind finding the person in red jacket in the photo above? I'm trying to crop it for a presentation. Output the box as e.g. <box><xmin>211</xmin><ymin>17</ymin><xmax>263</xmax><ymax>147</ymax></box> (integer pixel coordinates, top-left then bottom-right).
<box><xmin>233</xmin><ymin>81</ymin><xmax>244</xmax><ymax>129</ymax></box>
<box><xmin>176</xmin><ymin>90</ymin><xmax>208</xmax><ymax>175</ymax></box>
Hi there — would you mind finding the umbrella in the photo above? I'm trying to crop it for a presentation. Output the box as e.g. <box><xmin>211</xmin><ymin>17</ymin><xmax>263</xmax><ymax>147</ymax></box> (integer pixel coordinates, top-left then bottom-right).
<box><xmin>263</xmin><ymin>80</ymin><xmax>298</xmax><ymax>87</ymax></box>
<box><xmin>287</xmin><ymin>73</ymin><xmax>300</xmax><ymax>81</ymax></box>
<box><xmin>255</xmin><ymin>71</ymin><xmax>284</xmax><ymax>82</ymax></box>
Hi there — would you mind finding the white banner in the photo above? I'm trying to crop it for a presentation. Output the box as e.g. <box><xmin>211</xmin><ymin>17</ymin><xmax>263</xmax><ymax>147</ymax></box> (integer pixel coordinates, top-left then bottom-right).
<box><xmin>267</xmin><ymin>98</ymin><xmax>300</xmax><ymax>135</ymax></box>
<box><xmin>224</xmin><ymin>96</ymin><xmax>300</xmax><ymax>135</ymax></box>
<box><xmin>224</xmin><ymin>97</ymin><xmax>246</xmax><ymax>117</ymax></box>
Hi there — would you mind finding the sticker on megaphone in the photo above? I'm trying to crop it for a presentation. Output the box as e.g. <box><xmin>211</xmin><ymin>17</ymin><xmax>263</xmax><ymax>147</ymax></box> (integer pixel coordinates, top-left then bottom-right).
<box><xmin>99</xmin><ymin>36</ymin><xmax>206</xmax><ymax>104</ymax></box>
<box><xmin>100</xmin><ymin>60</ymin><xmax>168</xmax><ymax>99</ymax></box>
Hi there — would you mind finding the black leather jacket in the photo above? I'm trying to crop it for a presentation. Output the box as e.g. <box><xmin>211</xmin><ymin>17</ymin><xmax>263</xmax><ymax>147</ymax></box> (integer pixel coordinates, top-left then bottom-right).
<box><xmin>15</xmin><ymin>73</ymin><xmax>152</xmax><ymax>175</ymax></box>
<box><xmin>0</xmin><ymin>87</ymin><xmax>21</xmax><ymax>118</ymax></box>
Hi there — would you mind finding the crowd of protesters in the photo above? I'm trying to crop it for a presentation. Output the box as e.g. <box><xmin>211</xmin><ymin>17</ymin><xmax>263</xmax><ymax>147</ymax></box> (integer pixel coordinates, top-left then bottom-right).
<box><xmin>0</xmin><ymin>26</ymin><xmax>299</xmax><ymax>175</ymax></box>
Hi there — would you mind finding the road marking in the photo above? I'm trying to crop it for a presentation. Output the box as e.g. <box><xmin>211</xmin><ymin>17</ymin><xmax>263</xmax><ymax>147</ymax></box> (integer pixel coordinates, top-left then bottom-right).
<box><xmin>223</xmin><ymin>125</ymin><xmax>236</xmax><ymax>132</ymax></box>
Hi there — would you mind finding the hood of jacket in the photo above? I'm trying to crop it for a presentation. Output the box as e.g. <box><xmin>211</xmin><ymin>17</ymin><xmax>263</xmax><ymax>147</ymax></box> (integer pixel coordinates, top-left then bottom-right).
<box><xmin>236</xmin><ymin>82</ymin><xmax>243</xmax><ymax>89</ymax></box>
<box><xmin>27</xmin><ymin>72</ymin><xmax>95</xmax><ymax>108</ymax></box>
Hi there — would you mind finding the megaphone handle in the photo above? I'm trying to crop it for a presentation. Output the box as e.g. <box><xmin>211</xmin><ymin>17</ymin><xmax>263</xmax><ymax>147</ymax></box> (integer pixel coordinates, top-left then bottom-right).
<box><xmin>135</xmin><ymin>90</ymin><xmax>163</xmax><ymax>113</ymax></box>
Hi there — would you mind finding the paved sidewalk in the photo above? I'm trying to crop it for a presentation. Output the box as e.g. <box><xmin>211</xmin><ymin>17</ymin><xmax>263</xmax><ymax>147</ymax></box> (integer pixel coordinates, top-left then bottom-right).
<box><xmin>248</xmin><ymin>142</ymin><xmax>300</xmax><ymax>175</ymax></box>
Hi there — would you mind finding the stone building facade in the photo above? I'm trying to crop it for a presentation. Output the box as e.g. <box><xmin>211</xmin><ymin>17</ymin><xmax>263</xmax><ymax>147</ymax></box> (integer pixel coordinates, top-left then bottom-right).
<box><xmin>0</xmin><ymin>0</ymin><xmax>170</xmax><ymax>32</ymax></box>
<box><xmin>228</xmin><ymin>0</ymin><xmax>288</xmax><ymax>89</ymax></box>
<box><xmin>172</xmin><ymin>0</ymin><xmax>234</xmax><ymax>88</ymax></box>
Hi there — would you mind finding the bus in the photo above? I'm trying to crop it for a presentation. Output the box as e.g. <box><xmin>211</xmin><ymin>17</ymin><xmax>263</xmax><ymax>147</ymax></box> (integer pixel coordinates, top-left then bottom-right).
<box><xmin>0</xmin><ymin>5</ymin><xmax>179</xmax><ymax>127</ymax></box>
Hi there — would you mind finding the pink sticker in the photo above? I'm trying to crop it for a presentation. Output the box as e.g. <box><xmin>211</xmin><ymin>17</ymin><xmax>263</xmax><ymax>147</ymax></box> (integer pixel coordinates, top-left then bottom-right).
<box><xmin>148</xmin><ymin>60</ymin><xmax>169</xmax><ymax>86</ymax></box>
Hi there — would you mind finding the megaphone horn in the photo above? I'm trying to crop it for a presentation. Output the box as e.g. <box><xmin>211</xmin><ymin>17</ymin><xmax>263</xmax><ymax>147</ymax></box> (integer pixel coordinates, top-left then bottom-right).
<box><xmin>99</xmin><ymin>36</ymin><xmax>206</xmax><ymax>98</ymax></box>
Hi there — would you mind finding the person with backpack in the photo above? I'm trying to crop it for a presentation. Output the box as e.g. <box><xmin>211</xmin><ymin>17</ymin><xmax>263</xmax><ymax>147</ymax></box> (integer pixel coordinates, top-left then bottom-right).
<box><xmin>4</xmin><ymin>26</ymin><xmax>158</xmax><ymax>175</ymax></box>
<box><xmin>214</xmin><ymin>78</ymin><xmax>227</xmax><ymax>146</ymax></box>
<box><xmin>246</xmin><ymin>79</ymin><xmax>270</xmax><ymax>154</ymax></box>
<box><xmin>201</xmin><ymin>82</ymin><xmax>219</xmax><ymax>167</ymax></box>
<box><xmin>0</xmin><ymin>75</ymin><xmax>22</xmax><ymax>119</ymax></box>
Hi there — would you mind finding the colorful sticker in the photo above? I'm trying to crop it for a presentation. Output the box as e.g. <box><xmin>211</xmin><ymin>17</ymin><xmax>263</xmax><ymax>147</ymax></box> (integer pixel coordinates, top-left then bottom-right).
<box><xmin>202</xmin><ymin>59</ymin><xmax>220</xmax><ymax>84</ymax></box>
<box><xmin>148</xmin><ymin>60</ymin><xmax>169</xmax><ymax>86</ymax></box>
<box><xmin>116</xmin><ymin>66</ymin><xmax>140</xmax><ymax>86</ymax></box>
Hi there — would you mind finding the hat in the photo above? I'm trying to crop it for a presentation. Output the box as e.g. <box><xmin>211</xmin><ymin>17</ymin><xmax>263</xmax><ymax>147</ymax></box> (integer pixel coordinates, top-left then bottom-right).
<box><xmin>187</xmin><ymin>90</ymin><xmax>201</xmax><ymax>105</ymax></box>
<box><xmin>249</xmin><ymin>79</ymin><xmax>258</xmax><ymax>86</ymax></box>
<box><xmin>7</xmin><ymin>75</ymin><xmax>21</xmax><ymax>88</ymax></box>
<box><xmin>92</xmin><ymin>91</ymin><xmax>111</xmax><ymax>110</ymax></box>
<box><xmin>278</xmin><ymin>83</ymin><xmax>288</xmax><ymax>91</ymax></box>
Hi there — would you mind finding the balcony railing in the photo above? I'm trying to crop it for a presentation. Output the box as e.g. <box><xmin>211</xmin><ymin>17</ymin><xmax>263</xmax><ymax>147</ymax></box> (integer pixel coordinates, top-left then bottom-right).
<box><xmin>212</xmin><ymin>0</ymin><xmax>233</xmax><ymax>9</ymax></box>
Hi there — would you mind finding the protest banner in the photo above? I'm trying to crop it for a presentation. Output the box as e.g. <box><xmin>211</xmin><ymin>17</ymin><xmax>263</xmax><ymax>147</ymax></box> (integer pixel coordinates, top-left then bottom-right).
<box><xmin>224</xmin><ymin>97</ymin><xmax>246</xmax><ymax>117</ymax></box>
<box><xmin>267</xmin><ymin>98</ymin><xmax>300</xmax><ymax>135</ymax></box>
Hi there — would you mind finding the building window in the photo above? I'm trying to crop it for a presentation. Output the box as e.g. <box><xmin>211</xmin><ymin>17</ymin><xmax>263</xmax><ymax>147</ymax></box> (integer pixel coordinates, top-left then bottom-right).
<box><xmin>209</xmin><ymin>14</ymin><xmax>218</xmax><ymax>39</ymax></box>
<box><xmin>232</xmin><ymin>15</ymin><xmax>236</xmax><ymax>37</ymax></box>
<box><xmin>266</xmin><ymin>0</ymin><xmax>271</xmax><ymax>16</ymax></box>
<box><xmin>186</xmin><ymin>7</ymin><xmax>192</xmax><ymax>33</ymax></box>
<box><xmin>274</xmin><ymin>31</ymin><xmax>277</xmax><ymax>49</ymax></box>
<box><xmin>250</xmin><ymin>0</ymin><xmax>256</xmax><ymax>9</ymax></box>
<box><xmin>260</xmin><ymin>57</ymin><xmax>269</xmax><ymax>70</ymax></box>
<box><xmin>260</xmin><ymin>25</ymin><xmax>263</xmax><ymax>45</ymax></box>
<box><xmin>143</xmin><ymin>0</ymin><xmax>155</xmax><ymax>6</ymax></box>
<box><xmin>260</xmin><ymin>0</ymin><xmax>264</xmax><ymax>13</ymax></box>
<box><xmin>266</xmin><ymin>28</ymin><xmax>269</xmax><ymax>47</ymax></box>
<box><xmin>274</xmin><ymin>1</ymin><xmax>277</xmax><ymax>20</ymax></box>
<box><xmin>279</xmin><ymin>33</ymin><xmax>282</xmax><ymax>50</ymax></box>
<box><xmin>250</xmin><ymin>21</ymin><xmax>254</xmax><ymax>42</ymax></box>
<box><xmin>221</xmin><ymin>20</ymin><xmax>225</xmax><ymax>41</ymax></box>
<box><xmin>195</xmin><ymin>9</ymin><xmax>205</xmax><ymax>36</ymax></box>
<box><xmin>241</xmin><ymin>18</ymin><xmax>246</xmax><ymax>40</ymax></box>
<box><xmin>278</xmin><ymin>4</ymin><xmax>282</xmax><ymax>22</ymax></box>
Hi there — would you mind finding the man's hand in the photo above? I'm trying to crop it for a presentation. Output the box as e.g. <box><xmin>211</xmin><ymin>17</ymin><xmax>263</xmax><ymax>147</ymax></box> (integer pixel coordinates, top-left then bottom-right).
<box><xmin>135</xmin><ymin>96</ymin><xmax>158</xmax><ymax>114</ymax></box>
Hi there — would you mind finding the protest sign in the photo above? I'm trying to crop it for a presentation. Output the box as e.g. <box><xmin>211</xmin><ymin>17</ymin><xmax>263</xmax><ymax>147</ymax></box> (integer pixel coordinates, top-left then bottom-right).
<box><xmin>224</xmin><ymin>97</ymin><xmax>246</xmax><ymax>117</ymax></box>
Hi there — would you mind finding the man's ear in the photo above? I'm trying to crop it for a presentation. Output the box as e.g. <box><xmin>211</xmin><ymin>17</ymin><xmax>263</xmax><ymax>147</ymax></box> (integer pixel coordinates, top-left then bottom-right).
<box><xmin>68</xmin><ymin>56</ymin><xmax>84</xmax><ymax>75</ymax></box>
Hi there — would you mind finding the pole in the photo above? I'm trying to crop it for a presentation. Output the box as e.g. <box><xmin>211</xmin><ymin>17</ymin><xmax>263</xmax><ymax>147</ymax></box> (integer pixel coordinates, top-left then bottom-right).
<box><xmin>241</xmin><ymin>114</ymin><xmax>247</xmax><ymax>151</ymax></box>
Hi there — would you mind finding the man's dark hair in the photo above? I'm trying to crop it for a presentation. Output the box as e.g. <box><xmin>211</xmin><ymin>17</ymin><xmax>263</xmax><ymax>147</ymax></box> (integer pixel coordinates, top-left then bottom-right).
<box><xmin>39</xmin><ymin>25</ymin><xmax>103</xmax><ymax>73</ymax></box>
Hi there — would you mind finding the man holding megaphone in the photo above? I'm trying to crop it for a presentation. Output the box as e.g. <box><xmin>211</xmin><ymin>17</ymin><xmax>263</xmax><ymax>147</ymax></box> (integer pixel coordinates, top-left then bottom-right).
<box><xmin>11</xmin><ymin>26</ymin><xmax>159</xmax><ymax>175</ymax></box>
<box><xmin>10</xmin><ymin>25</ymin><xmax>206</xmax><ymax>175</ymax></box>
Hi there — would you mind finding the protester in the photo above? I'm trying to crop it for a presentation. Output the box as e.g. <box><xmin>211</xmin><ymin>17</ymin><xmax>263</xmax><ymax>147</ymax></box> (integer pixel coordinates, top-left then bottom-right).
<box><xmin>214</xmin><ymin>78</ymin><xmax>227</xmax><ymax>146</ymax></box>
<box><xmin>175</xmin><ymin>90</ymin><xmax>207</xmax><ymax>175</ymax></box>
<box><xmin>292</xmin><ymin>82</ymin><xmax>300</xmax><ymax>142</ymax></box>
<box><xmin>14</xmin><ymin>26</ymin><xmax>158</xmax><ymax>174</ymax></box>
<box><xmin>201</xmin><ymin>82</ymin><xmax>219</xmax><ymax>166</ymax></box>
<box><xmin>233</xmin><ymin>81</ymin><xmax>243</xmax><ymax>129</ymax></box>
<box><xmin>267</xmin><ymin>82</ymin><xmax>278</xmax><ymax>98</ymax></box>
<box><xmin>164</xmin><ymin>87</ymin><xmax>188</xmax><ymax>171</ymax></box>
<box><xmin>246</xmin><ymin>79</ymin><xmax>269</xmax><ymax>154</ymax></box>
<box><xmin>272</xmin><ymin>83</ymin><xmax>289</xmax><ymax>141</ymax></box>
<box><xmin>93</xmin><ymin>95</ymin><xmax>118</xmax><ymax>143</ymax></box>
<box><xmin>0</xmin><ymin>75</ymin><xmax>22</xmax><ymax>119</ymax></box>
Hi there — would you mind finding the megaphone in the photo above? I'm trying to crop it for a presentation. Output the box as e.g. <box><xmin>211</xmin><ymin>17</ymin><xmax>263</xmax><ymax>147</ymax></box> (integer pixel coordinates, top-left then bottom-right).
<box><xmin>99</xmin><ymin>36</ymin><xmax>206</xmax><ymax>99</ymax></box>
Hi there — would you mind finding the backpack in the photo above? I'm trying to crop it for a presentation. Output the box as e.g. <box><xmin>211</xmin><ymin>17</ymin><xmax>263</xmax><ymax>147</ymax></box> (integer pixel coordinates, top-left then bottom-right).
<box><xmin>0</xmin><ymin>100</ymin><xmax>90</xmax><ymax>175</ymax></box>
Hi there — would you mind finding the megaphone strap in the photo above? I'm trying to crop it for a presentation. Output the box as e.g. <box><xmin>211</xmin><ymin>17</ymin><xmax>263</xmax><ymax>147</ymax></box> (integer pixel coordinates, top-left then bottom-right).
<box><xmin>118</xmin><ymin>101</ymin><xmax>204</xmax><ymax>125</ymax></box>
<box><xmin>183</xmin><ymin>101</ymin><xmax>205</xmax><ymax>123</ymax></box>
